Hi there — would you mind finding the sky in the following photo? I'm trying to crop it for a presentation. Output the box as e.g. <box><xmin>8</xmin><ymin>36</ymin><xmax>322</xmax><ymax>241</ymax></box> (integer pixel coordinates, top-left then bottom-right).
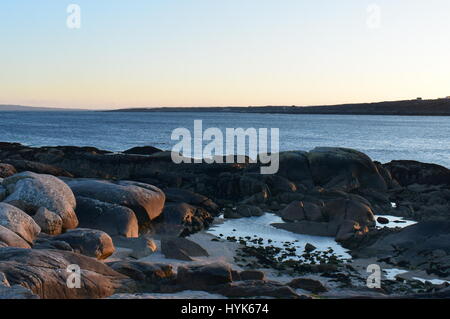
<box><xmin>1</xmin><ymin>0</ymin><xmax>449</xmax><ymax>109</ymax></box>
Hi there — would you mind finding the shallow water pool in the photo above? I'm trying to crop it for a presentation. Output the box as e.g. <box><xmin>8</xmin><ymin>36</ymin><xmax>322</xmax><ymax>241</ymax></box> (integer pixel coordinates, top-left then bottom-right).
<box><xmin>207</xmin><ymin>213</ymin><xmax>351</xmax><ymax>261</ymax></box>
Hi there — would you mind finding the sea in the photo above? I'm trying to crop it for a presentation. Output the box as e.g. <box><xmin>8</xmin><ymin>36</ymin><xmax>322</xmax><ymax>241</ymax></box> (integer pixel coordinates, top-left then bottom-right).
<box><xmin>0</xmin><ymin>111</ymin><xmax>449</xmax><ymax>167</ymax></box>
<box><xmin>1</xmin><ymin>110</ymin><xmax>448</xmax><ymax>277</ymax></box>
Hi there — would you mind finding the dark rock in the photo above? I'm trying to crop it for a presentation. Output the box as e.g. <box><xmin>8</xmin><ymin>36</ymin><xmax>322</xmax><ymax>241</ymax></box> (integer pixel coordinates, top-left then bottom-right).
<box><xmin>112</xmin><ymin>235</ymin><xmax>157</xmax><ymax>259</ymax></box>
<box><xmin>272</xmin><ymin>221</ymin><xmax>338</xmax><ymax>237</ymax></box>
<box><xmin>357</xmin><ymin>221</ymin><xmax>450</xmax><ymax>276</ymax></box>
<box><xmin>276</xmin><ymin>151</ymin><xmax>313</xmax><ymax>185</ymax></box>
<box><xmin>324</xmin><ymin>199</ymin><xmax>376</xmax><ymax>240</ymax></box>
<box><xmin>164</xmin><ymin>188</ymin><xmax>220</xmax><ymax>216</ymax></box>
<box><xmin>160</xmin><ymin>202</ymin><xmax>213</xmax><ymax>235</ymax></box>
<box><xmin>176</xmin><ymin>263</ymin><xmax>232</xmax><ymax>290</ymax></box>
<box><xmin>279</xmin><ymin>201</ymin><xmax>322</xmax><ymax>222</ymax></box>
<box><xmin>122</xmin><ymin>146</ymin><xmax>163</xmax><ymax>156</ymax></box>
<box><xmin>384</xmin><ymin>160</ymin><xmax>450</xmax><ymax>186</ymax></box>
<box><xmin>0</xmin><ymin>184</ymin><xmax>5</xmax><ymax>201</ymax></box>
<box><xmin>223</xmin><ymin>205</ymin><xmax>263</xmax><ymax>219</ymax></box>
<box><xmin>288</xmin><ymin>278</ymin><xmax>328</xmax><ymax>293</ymax></box>
<box><xmin>53</xmin><ymin>228</ymin><xmax>115</xmax><ymax>260</ymax></box>
<box><xmin>0</xmin><ymin>282</ymin><xmax>40</xmax><ymax>299</ymax></box>
<box><xmin>276</xmin><ymin>192</ymin><xmax>305</xmax><ymax>204</ymax></box>
<box><xmin>377</xmin><ymin>216</ymin><xmax>390</xmax><ymax>224</ymax></box>
<box><xmin>307</xmin><ymin>147</ymin><xmax>387</xmax><ymax>191</ymax></box>
<box><xmin>107</xmin><ymin>260</ymin><xmax>174</xmax><ymax>291</ymax></box>
<box><xmin>66</xmin><ymin>179</ymin><xmax>165</xmax><ymax>225</ymax></box>
<box><xmin>239</xmin><ymin>270</ymin><xmax>265</xmax><ymax>281</ymax></box>
<box><xmin>161</xmin><ymin>237</ymin><xmax>209</xmax><ymax>261</ymax></box>
<box><xmin>335</xmin><ymin>220</ymin><xmax>364</xmax><ymax>241</ymax></box>
<box><xmin>33</xmin><ymin>237</ymin><xmax>74</xmax><ymax>251</ymax></box>
<box><xmin>215</xmin><ymin>280</ymin><xmax>302</xmax><ymax>299</ymax></box>
<box><xmin>0</xmin><ymin>247</ymin><xmax>130</xmax><ymax>299</ymax></box>
<box><xmin>2</xmin><ymin>159</ymin><xmax>73</xmax><ymax>177</ymax></box>
<box><xmin>263</xmin><ymin>175</ymin><xmax>297</xmax><ymax>194</ymax></box>
<box><xmin>305</xmin><ymin>243</ymin><xmax>317</xmax><ymax>252</ymax></box>
<box><xmin>278</xmin><ymin>201</ymin><xmax>305</xmax><ymax>221</ymax></box>
<box><xmin>374</xmin><ymin>161</ymin><xmax>400</xmax><ymax>189</ymax></box>
<box><xmin>239</xmin><ymin>175</ymin><xmax>270</xmax><ymax>198</ymax></box>
<box><xmin>75</xmin><ymin>196</ymin><xmax>139</xmax><ymax>238</ymax></box>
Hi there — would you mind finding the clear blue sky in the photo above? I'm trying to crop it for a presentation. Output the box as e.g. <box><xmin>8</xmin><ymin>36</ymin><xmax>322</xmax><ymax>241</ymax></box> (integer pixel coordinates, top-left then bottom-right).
<box><xmin>1</xmin><ymin>0</ymin><xmax>449</xmax><ymax>109</ymax></box>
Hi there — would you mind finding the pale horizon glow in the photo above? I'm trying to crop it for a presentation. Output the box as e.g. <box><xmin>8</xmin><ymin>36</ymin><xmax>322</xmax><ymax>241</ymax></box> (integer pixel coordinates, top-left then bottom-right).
<box><xmin>1</xmin><ymin>1</ymin><xmax>450</xmax><ymax>109</ymax></box>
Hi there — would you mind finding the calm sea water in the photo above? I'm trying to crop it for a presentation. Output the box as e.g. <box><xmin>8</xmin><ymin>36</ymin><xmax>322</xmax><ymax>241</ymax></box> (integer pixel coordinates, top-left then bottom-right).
<box><xmin>0</xmin><ymin>111</ymin><xmax>449</xmax><ymax>167</ymax></box>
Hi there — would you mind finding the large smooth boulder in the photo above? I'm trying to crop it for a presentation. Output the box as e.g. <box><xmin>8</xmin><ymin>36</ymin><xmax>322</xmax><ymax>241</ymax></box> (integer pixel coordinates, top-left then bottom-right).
<box><xmin>107</xmin><ymin>260</ymin><xmax>174</xmax><ymax>291</ymax></box>
<box><xmin>53</xmin><ymin>228</ymin><xmax>115</xmax><ymax>260</ymax></box>
<box><xmin>32</xmin><ymin>207</ymin><xmax>63</xmax><ymax>235</ymax></box>
<box><xmin>161</xmin><ymin>237</ymin><xmax>209</xmax><ymax>261</ymax></box>
<box><xmin>164</xmin><ymin>188</ymin><xmax>220</xmax><ymax>216</ymax></box>
<box><xmin>112</xmin><ymin>235</ymin><xmax>157</xmax><ymax>259</ymax></box>
<box><xmin>324</xmin><ymin>199</ymin><xmax>376</xmax><ymax>230</ymax></box>
<box><xmin>66</xmin><ymin>179</ymin><xmax>165</xmax><ymax>224</ymax></box>
<box><xmin>262</xmin><ymin>174</ymin><xmax>298</xmax><ymax>195</ymax></box>
<box><xmin>177</xmin><ymin>263</ymin><xmax>233</xmax><ymax>290</ymax></box>
<box><xmin>159</xmin><ymin>202</ymin><xmax>213</xmax><ymax>235</ymax></box>
<box><xmin>356</xmin><ymin>222</ymin><xmax>450</xmax><ymax>276</ymax></box>
<box><xmin>0</xmin><ymin>248</ymin><xmax>130</xmax><ymax>299</ymax></box>
<box><xmin>279</xmin><ymin>201</ymin><xmax>322</xmax><ymax>222</ymax></box>
<box><xmin>239</xmin><ymin>175</ymin><xmax>270</xmax><ymax>198</ymax></box>
<box><xmin>0</xmin><ymin>203</ymin><xmax>40</xmax><ymax>244</ymax></box>
<box><xmin>75</xmin><ymin>196</ymin><xmax>139</xmax><ymax>238</ymax></box>
<box><xmin>0</xmin><ymin>225</ymin><xmax>31</xmax><ymax>248</ymax></box>
<box><xmin>223</xmin><ymin>205</ymin><xmax>263</xmax><ymax>219</ymax></box>
<box><xmin>307</xmin><ymin>147</ymin><xmax>387</xmax><ymax>191</ymax></box>
<box><xmin>384</xmin><ymin>160</ymin><xmax>450</xmax><ymax>186</ymax></box>
<box><xmin>276</xmin><ymin>151</ymin><xmax>314</xmax><ymax>185</ymax></box>
<box><xmin>3</xmin><ymin>172</ymin><xmax>78</xmax><ymax>230</ymax></box>
<box><xmin>274</xmin><ymin>198</ymin><xmax>375</xmax><ymax>240</ymax></box>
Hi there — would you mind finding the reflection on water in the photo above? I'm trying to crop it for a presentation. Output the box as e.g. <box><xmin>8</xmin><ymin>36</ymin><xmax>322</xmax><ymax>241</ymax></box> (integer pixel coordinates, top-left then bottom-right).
<box><xmin>384</xmin><ymin>268</ymin><xmax>450</xmax><ymax>285</ymax></box>
<box><xmin>375</xmin><ymin>215</ymin><xmax>417</xmax><ymax>228</ymax></box>
<box><xmin>207</xmin><ymin>213</ymin><xmax>351</xmax><ymax>261</ymax></box>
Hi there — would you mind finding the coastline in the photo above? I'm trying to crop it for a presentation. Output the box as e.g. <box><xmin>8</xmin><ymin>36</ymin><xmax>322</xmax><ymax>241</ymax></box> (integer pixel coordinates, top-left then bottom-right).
<box><xmin>104</xmin><ymin>98</ymin><xmax>450</xmax><ymax>116</ymax></box>
<box><xmin>0</xmin><ymin>142</ymin><xmax>450</xmax><ymax>299</ymax></box>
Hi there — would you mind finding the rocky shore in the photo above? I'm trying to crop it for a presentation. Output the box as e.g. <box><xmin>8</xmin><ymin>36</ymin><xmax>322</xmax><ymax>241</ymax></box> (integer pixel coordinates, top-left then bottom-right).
<box><xmin>0</xmin><ymin>142</ymin><xmax>449</xmax><ymax>299</ymax></box>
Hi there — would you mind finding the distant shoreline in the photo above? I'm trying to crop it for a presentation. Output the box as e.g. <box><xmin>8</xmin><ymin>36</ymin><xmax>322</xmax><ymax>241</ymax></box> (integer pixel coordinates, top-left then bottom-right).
<box><xmin>3</xmin><ymin>98</ymin><xmax>450</xmax><ymax>116</ymax></box>
<box><xmin>105</xmin><ymin>98</ymin><xmax>450</xmax><ymax>116</ymax></box>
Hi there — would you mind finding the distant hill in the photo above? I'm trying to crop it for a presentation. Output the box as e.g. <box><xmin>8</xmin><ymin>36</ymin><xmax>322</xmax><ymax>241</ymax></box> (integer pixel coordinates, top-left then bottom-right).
<box><xmin>107</xmin><ymin>98</ymin><xmax>450</xmax><ymax>116</ymax></box>
<box><xmin>0</xmin><ymin>105</ymin><xmax>85</xmax><ymax>112</ymax></box>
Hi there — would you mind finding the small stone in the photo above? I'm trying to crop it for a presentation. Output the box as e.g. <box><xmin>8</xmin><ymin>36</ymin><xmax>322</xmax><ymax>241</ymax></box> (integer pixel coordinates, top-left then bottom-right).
<box><xmin>377</xmin><ymin>216</ymin><xmax>390</xmax><ymax>224</ymax></box>
<box><xmin>305</xmin><ymin>243</ymin><xmax>317</xmax><ymax>252</ymax></box>
<box><xmin>288</xmin><ymin>278</ymin><xmax>328</xmax><ymax>293</ymax></box>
